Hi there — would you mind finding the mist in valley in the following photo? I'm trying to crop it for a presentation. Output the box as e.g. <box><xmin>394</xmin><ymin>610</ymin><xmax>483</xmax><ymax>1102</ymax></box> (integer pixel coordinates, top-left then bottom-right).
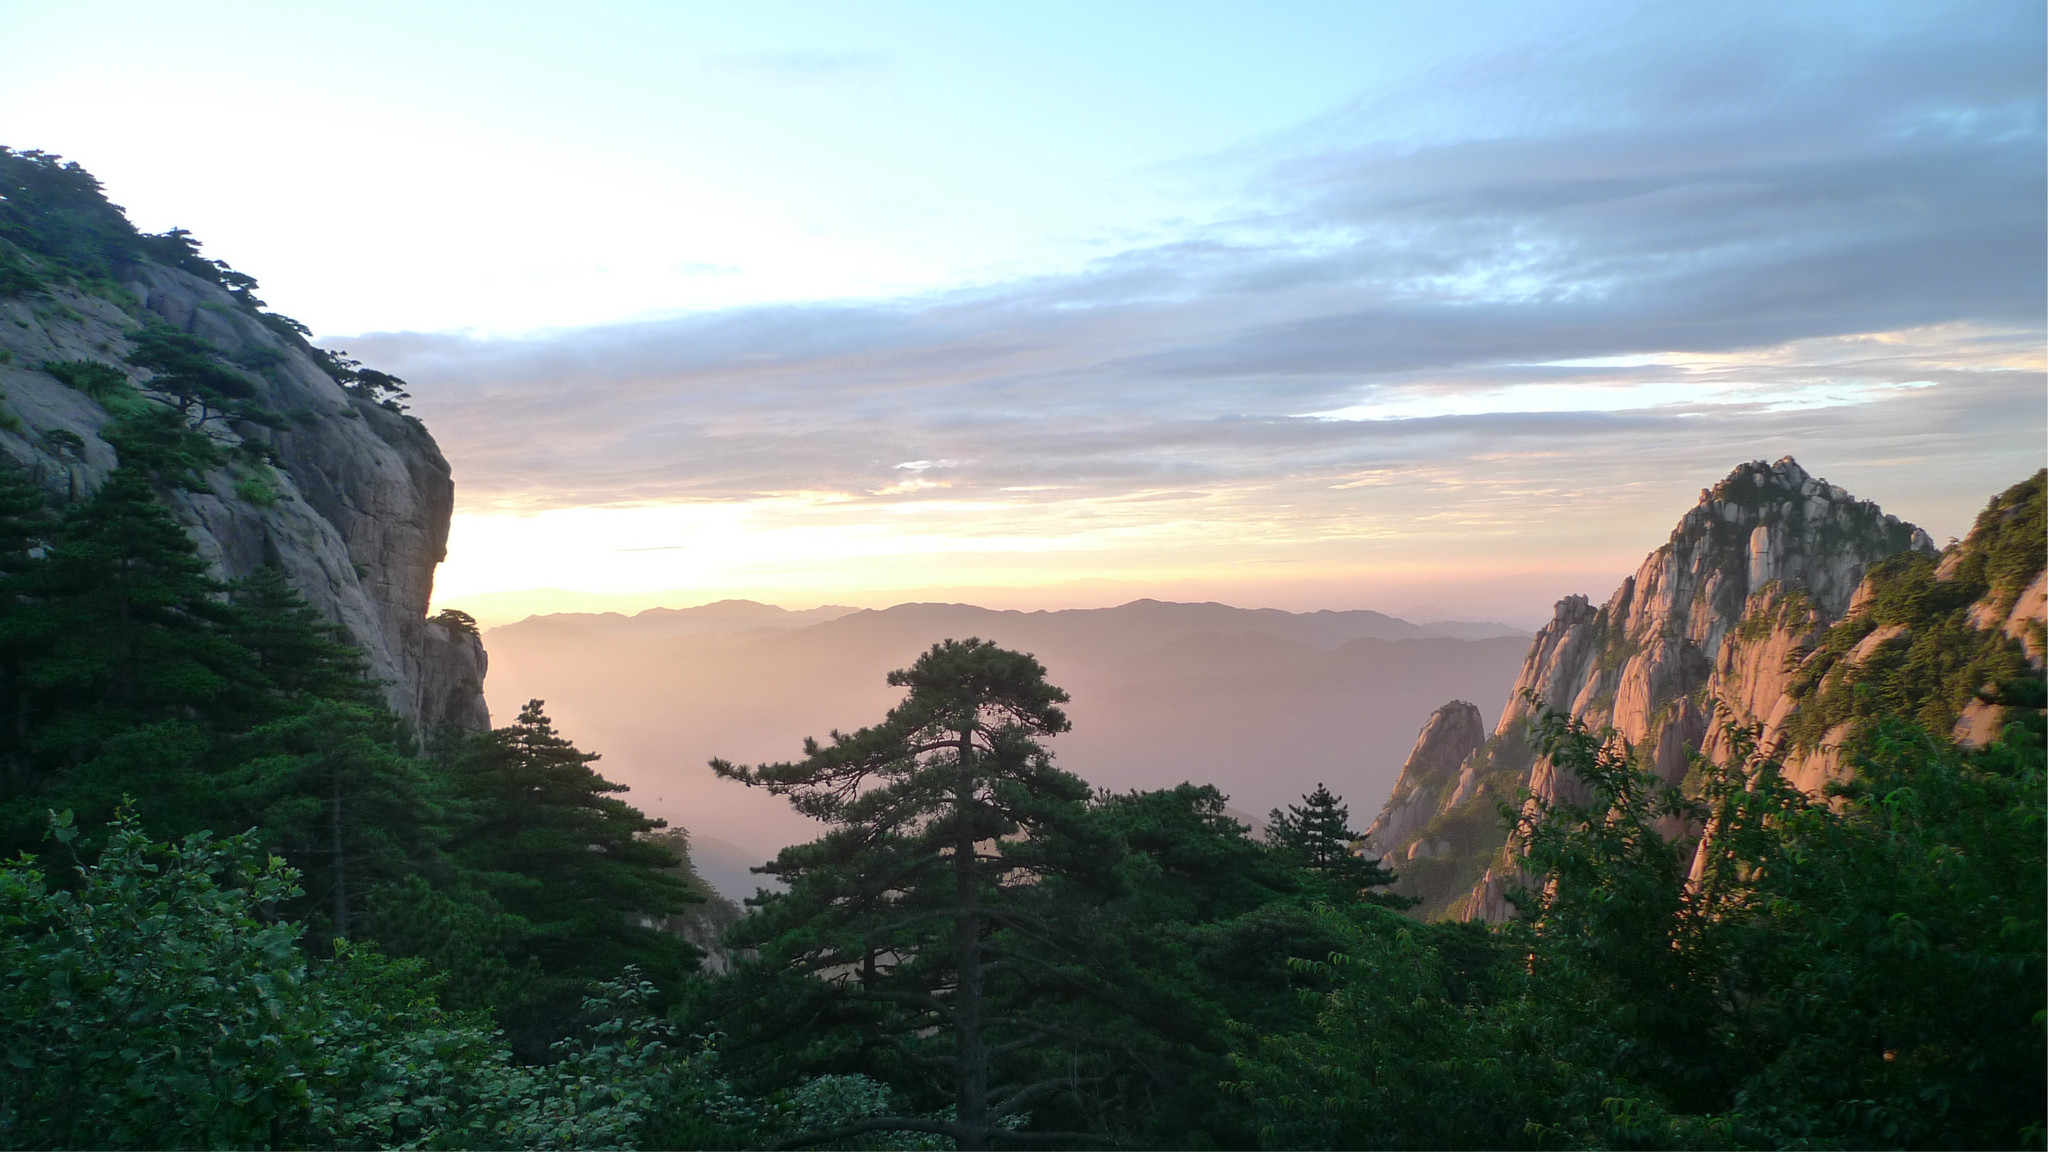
<box><xmin>482</xmin><ymin>598</ymin><xmax>1529</xmax><ymax>899</ymax></box>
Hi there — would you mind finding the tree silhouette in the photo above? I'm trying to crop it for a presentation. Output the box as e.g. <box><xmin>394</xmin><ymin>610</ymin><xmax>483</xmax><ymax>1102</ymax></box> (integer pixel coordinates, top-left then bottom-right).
<box><xmin>1268</xmin><ymin>783</ymin><xmax>1406</xmax><ymax>902</ymax></box>
<box><xmin>713</xmin><ymin>638</ymin><xmax>1121</xmax><ymax>1150</ymax></box>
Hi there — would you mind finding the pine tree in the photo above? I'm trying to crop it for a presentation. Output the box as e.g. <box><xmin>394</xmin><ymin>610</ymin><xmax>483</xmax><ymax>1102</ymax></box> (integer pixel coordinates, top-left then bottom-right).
<box><xmin>24</xmin><ymin>469</ymin><xmax>244</xmax><ymax>712</ymax></box>
<box><xmin>224</xmin><ymin>564</ymin><xmax>377</xmax><ymax>709</ymax></box>
<box><xmin>712</xmin><ymin>638</ymin><xmax>1122</xmax><ymax>1150</ymax></box>
<box><xmin>229</xmin><ymin>699</ymin><xmax>442</xmax><ymax>941</ymax></box>
<box><xmin>0</xmin><ymin>472</ymin><xmax>445</xmax><ymax>930</ymax></box>
<box><xmin>0</xmin><ymin>463</ymin><xmax>56</xmax><ymax>802</ymax></box>
<box><xmin>1268</xmin><ymin>783</ymin><xmax>1405</xmax><ymax>901</ymax></box>
<box><xmin>0</xmin><ymin>469</ymin><xmax>260</xmax><ymax>840</ymax></box>
<box><xmin>124</xmin><ymin>321</ymin><xmax>266</xmax><ymax>426</ymax></box>
<box><xmin>0</xmin><ymin>460</ymin><xmax>52</xmax><ymax>569</ymax></box>
<box><xmin>442</xmin><ymin>700</ymin><xmax>701</xmax><ymax>1001</ymax></box>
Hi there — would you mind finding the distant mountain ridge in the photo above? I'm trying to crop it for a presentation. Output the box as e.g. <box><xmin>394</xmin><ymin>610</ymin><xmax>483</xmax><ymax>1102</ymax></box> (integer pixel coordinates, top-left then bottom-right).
<box><xmin>480</xmin><ymin>597</ymin><xmax>1530</xmax><ymax>901</ymax></box>
<box><xmin>496</xmin><ymin>597</ymin><xmax>1527</xmax><ymax>646</ymax></box>
<box><xmin>503</xmin><ymin>599</ymin><xmax>859</xmax><ymax>638</ymax></box>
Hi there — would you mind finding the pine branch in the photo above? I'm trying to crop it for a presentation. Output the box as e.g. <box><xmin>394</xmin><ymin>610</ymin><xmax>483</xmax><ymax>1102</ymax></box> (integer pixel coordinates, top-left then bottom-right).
<box><xmin>849</xmin><ymin>985</ymin><xmax>956</xmax><ymax>1020</ymax></box>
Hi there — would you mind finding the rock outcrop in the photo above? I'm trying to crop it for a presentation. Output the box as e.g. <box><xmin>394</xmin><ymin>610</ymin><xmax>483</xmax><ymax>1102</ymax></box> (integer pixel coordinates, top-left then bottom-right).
<box><xmin>1371</xmin><ymin>458</ymin><xmax>1968</xmax><ymax>919</ymax></box>
<box><xmin>0</xmin><ymin>266</ymin><xmax>488</xmax><ymax>733</ymax></box>
<box><xmin>1496</xmin><ymin>458</ymin><xmax>1931</xmax><ymax>807</ymax></box>
<box><xmin>1364</xmin><ymin>700</ymin><xmax>1485</xmax><ymax>860</ymax></box>
<box><xmin>417</xmin><ymin>618</ymin><xmax>492</xmax><ymax>733</ymax></box>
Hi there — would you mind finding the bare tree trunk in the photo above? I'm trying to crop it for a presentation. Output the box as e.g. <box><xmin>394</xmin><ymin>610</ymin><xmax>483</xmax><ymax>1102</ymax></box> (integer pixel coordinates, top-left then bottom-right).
<box><xmin>954</xmin><ymin>724</ymin><xmax>989</xmax><ymax>1150</ymax></box>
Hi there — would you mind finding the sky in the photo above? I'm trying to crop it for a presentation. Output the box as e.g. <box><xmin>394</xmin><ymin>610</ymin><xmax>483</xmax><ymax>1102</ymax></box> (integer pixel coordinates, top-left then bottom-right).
<box><xmin>3</xmin><ymin>0</ymin><xmax>2042</xmax><ymax>625</ymax></box>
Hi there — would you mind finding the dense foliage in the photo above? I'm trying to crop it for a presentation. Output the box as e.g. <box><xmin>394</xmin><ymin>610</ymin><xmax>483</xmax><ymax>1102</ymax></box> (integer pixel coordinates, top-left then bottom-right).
<box><xmin>1228</xmin><ymin>700</ymin><xmax>2045</xmax><ymax>1150</ymax></box>
<box><xmin>0</xmin><ymin>811</ymin><xmax>688</xmax><ymax>1149</ymax></box>
<box><xmin>0</xmin><ymin>455</ymin><xmax>711</xmax><ymax>1142</ymax></box>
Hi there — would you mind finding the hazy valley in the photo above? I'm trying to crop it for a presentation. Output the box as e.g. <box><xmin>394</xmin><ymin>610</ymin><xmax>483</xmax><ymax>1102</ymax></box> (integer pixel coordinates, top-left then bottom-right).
<box><xmin>482</xmin><ymin>599</ymin><xmax>1529</xmax><ymax>899</ymax></box>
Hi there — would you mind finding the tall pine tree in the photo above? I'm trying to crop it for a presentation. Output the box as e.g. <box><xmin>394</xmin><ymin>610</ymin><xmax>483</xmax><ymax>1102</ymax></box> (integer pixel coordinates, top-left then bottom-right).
<box><xmin>712</xmin><ymin>639</ymin><xmax>1132</xmax><ymax>1150</ymax></box>
<box><xmin>438</xmin><ymin>699</ymin><xmax>701</xmax><ymax>1038</ymax></box>
<box><xmin>0</xmin><ymin>469</ymin><xmax>257</xmax><ymax>840</ymax></box>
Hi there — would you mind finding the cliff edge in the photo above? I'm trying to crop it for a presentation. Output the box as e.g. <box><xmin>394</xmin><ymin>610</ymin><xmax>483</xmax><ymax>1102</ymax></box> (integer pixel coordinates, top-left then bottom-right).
<box><xmin>0</xmin><ymin>150</ymin><xmax>486</xmax><ymax>732</ymax></box>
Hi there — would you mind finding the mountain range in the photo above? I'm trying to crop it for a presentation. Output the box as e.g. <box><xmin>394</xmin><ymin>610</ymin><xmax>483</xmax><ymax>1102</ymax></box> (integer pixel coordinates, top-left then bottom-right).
<box><xmin>481</xmin><ymin>599</ymin><xmax>1530</xmax><ymax>899</ymax></box>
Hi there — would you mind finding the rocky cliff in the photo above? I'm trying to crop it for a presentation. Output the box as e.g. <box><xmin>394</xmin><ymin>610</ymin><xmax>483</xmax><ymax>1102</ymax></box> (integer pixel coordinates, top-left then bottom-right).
<box><xmin>1362</xmin><ymin>700</ymin><xmax>1485</xmax><ymax>862</ymax></box>
<box><xmin>1364</xmin><ymin>457</ymin><xmax>2043</xmax><ymax>920</ymax></box>
<box><xmin>0</xmin><ymin>215</ymin><xmax>487</xmax><ymax>733</ymax></box>
<box><xmin>1703</xmin><ymin>469</ymin><xmax>2046</xmax><ymax>792</ymax></box>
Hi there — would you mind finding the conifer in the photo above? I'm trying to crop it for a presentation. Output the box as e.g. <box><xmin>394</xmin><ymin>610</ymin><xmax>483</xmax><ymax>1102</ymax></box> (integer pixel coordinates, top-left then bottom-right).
<box><xmin>1267</xmin><ymin>783</ymin><xmax>1404</xmax><ymax>899</ymax></box>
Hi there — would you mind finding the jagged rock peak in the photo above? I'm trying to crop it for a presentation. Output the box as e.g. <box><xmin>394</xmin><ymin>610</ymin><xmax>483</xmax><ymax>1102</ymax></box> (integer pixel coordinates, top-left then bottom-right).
<box><xmin>1364</xmin><ymin>458</ymin><xmax>1943</xmax><ymax>921</ymax></box>
<box><xmin>1663</xmin><ymin>456</ymin><xmax>1935</xmax><ymax>621</ymax></box>
<box><xmin>1406</xmin><ymin>701</ymin><xmax>1486</xmax><ymax>777</ymax></box>
<box><xmin>1496</xmin><ymin>457</ymin><xmax>1933</xmax><ymax>797</ymax></box>
<box><xmin>1364</xmin><ymin>700</ymin><xmax>1486</xmax><ymax>855</ymax></box>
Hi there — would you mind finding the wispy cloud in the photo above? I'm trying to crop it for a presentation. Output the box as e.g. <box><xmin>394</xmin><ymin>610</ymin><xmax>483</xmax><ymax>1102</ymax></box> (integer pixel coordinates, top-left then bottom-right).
<box><xmin>355</xmin><ymin>2</ymin><xmax>2042</xmax><ymax>608</ymax></box>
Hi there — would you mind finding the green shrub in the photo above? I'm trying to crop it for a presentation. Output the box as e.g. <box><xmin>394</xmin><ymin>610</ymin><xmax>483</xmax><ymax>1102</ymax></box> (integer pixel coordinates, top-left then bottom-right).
<box><xmin>0</xmin><ymin>811</ymin><xmax>703</xmax><ymax>1150</ymax></box>
<box><xmin>232</xmin><ymin>467</ymin><xmax>279</xmax><ymax>507</ymax></box>
<box><xmin>39</xmin><ymin>359</ymin><xmax>128</xmax><ymax>401</ymax></box>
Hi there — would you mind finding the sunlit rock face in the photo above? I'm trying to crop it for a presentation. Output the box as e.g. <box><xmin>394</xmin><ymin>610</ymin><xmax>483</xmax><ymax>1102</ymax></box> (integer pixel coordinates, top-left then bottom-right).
<box><xmin>1363</xmin><ymin>700</ymin><xmax>1486</xmax><ymax>858</ymax></box>
<box><xmin>418</xmin><ymin>619</ymin><xmax>492</xmax><ymax>733</ymax></box>
<box><xmin>1504</xmin><ymin>457</ymin><xmax>1933</xmax><ymax>806</ymax></box>
<box><xmin>1370</xmin><ymin>458</ymin><xmax>1946</xmax><ymax>920</ymax></box>
<box><xmin>0</xmin><ymin>266</ymin><xmax>488</xmax><ymax>733</ymax></box>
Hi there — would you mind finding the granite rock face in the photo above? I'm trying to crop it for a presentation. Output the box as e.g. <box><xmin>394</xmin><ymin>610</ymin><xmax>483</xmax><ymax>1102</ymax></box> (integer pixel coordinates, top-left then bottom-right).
<box><xmin>417</xmin><ymin>620</ymin><xmax>492</xmax><ymax>733</ymax></box>
<box><xmin>0</xmin><ymin>268</ymin><xmax>488</xmax><ymax>733</ymax></box>
<box><xmin>1364</xmin><ymin>700</ymin><xmax>1486</xmax><ymax>858</ymax></box>
<box><xmin>1369</xmin><ymin>458</ymin><xmax>1943</xmax><ymax>920</ymax></box>
<box><xmin>1498</xmin><ymin>458</ymin><xmax>1931</xmax><ymax>808</ymax></box>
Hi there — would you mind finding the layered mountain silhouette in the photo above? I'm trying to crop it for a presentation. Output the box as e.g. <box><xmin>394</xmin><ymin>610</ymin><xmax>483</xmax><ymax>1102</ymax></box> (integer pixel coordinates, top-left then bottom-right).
<box><xmin>481</xmin><ymin>599</ymin><xmax>1528</xmax><ymax>899</ymax></box>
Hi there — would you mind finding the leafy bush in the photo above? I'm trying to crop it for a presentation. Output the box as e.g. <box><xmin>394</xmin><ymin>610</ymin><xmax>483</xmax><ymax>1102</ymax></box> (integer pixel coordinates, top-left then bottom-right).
<box><xmin>232</xmin><ymin>468</ymin><xmax>278</xmax><ymax>506</ymax></box>
<box><xmin>0</xmin><ymin>810</ymin><xmax>709</xmax><ymax>1150</ymax></box>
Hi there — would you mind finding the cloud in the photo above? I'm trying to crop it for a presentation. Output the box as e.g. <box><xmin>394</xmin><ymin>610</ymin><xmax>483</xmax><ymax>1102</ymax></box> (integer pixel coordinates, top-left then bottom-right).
<box><xmin>353</xmin><ymin>1</ymin><xmax>2043</xmax><ymax>546</ymax></box>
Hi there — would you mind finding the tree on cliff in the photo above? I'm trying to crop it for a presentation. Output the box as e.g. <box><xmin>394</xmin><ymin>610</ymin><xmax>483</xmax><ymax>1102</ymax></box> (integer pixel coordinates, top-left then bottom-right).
<box><xmin>710</xmin><ymin>639</ymin><xmax>1126</xmax><ymax>1150</ymax></box>
<box><xmin>124</xmin><ymin>321</ymin><xmax>281</xmax><ymax>427</ymax></box>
